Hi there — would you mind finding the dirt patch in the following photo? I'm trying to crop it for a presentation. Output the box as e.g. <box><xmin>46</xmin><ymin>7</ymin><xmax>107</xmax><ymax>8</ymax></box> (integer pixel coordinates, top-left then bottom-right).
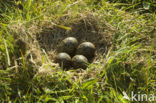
<box><xmin>36</xmin><ymin>14</ymin><xmax>114</xmax><ymax>63</ymax></box>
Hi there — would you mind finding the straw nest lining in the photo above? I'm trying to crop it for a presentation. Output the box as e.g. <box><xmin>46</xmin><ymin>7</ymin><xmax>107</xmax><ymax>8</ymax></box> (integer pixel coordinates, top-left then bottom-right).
<box><xmin>36</xmin><ymin>14</ymin><xmax>114</xmax><ymax>64</ymax></box>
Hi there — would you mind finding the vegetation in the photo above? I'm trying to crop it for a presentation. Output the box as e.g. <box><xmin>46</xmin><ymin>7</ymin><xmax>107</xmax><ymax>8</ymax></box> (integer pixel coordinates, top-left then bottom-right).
<box><xmin>0</xmin><ymin>0</ymin><xmax>155</xmax><ymax>102</ymax></box>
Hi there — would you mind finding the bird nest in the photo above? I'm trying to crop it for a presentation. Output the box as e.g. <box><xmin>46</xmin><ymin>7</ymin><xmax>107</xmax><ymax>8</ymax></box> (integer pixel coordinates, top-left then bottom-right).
<box><xmin>36</xmin><ymin>13</ymin><xmax>114</xmax><ymax>65</ymax></box>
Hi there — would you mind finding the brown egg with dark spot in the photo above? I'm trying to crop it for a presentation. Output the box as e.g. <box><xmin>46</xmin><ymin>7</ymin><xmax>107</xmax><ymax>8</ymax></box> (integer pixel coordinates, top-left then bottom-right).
<box><xmin>77</xmin><ymin>42</ymin><xmax>95</xmax><ymax>59</ymax></box>
<box><xmin>55</xmin><ymin>52</ymin><xmax>72</xmax><ymax>70</ymax></box>
<box><xmin>58</xmin><ymin>37</ymin><xmax>78</xmax><ymax>57</ymax></box>
<box><xmin>72</xmin><ymin>55</ymin><xmax>88</xmax><ymax>69</ymax></box>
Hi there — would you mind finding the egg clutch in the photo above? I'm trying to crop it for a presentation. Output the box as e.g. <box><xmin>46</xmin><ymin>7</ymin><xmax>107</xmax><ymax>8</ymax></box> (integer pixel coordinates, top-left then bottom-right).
<box><xmin>55</xmin><ymin>37</ymin><xmax>95</xmax><ymax>70</ymax></box>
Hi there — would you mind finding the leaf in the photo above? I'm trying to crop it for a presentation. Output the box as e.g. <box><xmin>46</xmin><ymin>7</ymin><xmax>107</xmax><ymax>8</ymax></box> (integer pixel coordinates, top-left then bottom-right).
<box><xmin>57</xmin><ymin>25</ymin><xmax>71</xmax><ymax>30</ymax></box>
<box><xmin>143</xmin><ymin>2</ymin><xmax>150</xmax><ymax>10</ymax></box>
<box><xmin>82</xmin><ymin>78</ymin><xmax>97</xmax><ymax>89</ymax></box>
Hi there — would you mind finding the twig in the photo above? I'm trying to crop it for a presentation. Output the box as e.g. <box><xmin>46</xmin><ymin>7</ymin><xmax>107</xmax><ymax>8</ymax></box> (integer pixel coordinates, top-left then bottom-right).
<box><xmin>4</xmin><ymin>39</ymin><xmax>11</xmax><ymax>66</ymax></box>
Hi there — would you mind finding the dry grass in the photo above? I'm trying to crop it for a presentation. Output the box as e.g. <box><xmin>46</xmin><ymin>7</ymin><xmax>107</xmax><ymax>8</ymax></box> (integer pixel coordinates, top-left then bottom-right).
<box><xmin>0</xmin><ymin>0</ymin><xmax>155</xmax><ymax>102</ymax></box>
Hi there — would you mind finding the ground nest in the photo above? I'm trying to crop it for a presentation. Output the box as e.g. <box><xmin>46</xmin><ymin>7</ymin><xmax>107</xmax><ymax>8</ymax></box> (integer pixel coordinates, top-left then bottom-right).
<box><xmin>36</xmin><ymin>15</ymin><xmax>114</xmax><ymax>69</ymax></box>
